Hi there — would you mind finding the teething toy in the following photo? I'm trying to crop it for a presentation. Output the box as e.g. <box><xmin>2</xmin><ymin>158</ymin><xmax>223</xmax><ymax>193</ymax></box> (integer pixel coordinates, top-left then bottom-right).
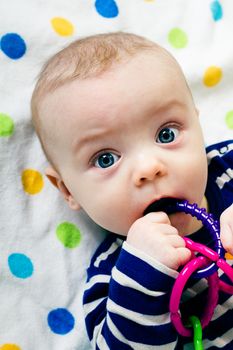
<box><xmin>166</xmin><ymin>200</ymin><xmax>233</xmax><ymax>349</ymax></box>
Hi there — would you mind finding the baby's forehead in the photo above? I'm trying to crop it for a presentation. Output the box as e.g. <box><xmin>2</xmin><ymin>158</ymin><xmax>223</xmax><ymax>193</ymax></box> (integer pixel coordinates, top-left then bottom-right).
<box><xmin>40</xmin><ymin>49</ymin><xmax>187</xmax><ymax>128</ymax></box>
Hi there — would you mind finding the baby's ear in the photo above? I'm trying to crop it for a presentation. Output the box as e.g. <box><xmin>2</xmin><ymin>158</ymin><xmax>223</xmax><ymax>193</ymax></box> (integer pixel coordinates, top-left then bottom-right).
<box><xmin>45</xmin><ymin>167</ymin><xmax>60</xmax><ymax>188</ymax></box>
<box><xmin>45</xmin><ymin>167</ymin><xmax>81</xmax><ymax>210</ymax></box>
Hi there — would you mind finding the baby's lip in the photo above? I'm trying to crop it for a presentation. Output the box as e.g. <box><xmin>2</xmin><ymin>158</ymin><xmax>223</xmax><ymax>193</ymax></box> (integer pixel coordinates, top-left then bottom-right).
<box><xmin>143</xmin><ymin>197</ymin><xmax>180</xmax><ymax>216</ymax></box>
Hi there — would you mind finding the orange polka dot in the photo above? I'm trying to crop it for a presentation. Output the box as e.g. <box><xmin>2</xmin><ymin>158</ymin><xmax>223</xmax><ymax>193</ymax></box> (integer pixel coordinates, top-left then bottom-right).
<box><xmin>225</xmin><ymin>252</ymin><xmax>233</xmax><ymax>260</ymax></box>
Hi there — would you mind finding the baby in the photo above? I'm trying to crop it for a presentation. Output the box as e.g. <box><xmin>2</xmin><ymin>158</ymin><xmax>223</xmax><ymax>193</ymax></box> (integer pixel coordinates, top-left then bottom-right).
<box><xmin>31</xmin><ymin>32</ymin><xmax>233</xmax><ymax>349</ymax></box>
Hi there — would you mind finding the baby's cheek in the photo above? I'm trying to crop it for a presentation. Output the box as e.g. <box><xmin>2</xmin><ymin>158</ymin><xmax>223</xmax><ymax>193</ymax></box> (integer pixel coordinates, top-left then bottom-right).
<box><xmin>97</xmin><ymin>206</ymin><xmax>131</xmax><ymax>235</ymax></box>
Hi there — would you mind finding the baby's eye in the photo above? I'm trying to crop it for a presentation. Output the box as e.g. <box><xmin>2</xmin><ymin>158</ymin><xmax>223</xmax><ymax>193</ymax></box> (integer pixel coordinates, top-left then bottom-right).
<box><xmin>156</xmin><ymin>126</ymin><xmax>179</xmax><ymax>144</ymax></box>
<box><xmin>94</xmin><ymin>152</ymin><xmax>120</xmax><ymax>168</ymax></box>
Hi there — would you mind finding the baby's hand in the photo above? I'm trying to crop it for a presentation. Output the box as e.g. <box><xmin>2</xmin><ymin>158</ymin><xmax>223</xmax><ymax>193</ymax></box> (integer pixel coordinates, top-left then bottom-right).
<box><xmin>126</xmin><ymin>212</ymin><xmax>191</xmax><ymax>270</ymax></box>
<box><xmin>220</xmin><ymin>204</ymin><xmax>233</xmax><ymax>255</ymax></box>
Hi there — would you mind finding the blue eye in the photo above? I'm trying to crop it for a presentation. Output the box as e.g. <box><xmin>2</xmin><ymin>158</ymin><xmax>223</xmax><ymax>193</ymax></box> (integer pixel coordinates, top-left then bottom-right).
<box><xmin>94</xmin><ymin>152</ymin><xmax>120</xmax><ymax>168</ymax></box>
<box><xmin>157</xmin><ymin>127</ymin><xmax>179</xmax><ymax>144</ymax></box>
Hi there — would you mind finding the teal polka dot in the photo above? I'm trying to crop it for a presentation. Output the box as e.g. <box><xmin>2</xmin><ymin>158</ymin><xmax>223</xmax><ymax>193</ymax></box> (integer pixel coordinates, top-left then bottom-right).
<box><xmin>210</xmin><ymin>1</ymin><xmax>223</xmax><ymax>21</ymax></box>
<box><xmin>8</xmin><ymin>253</ymin><xmax>34</xmax><ymax>279</ymax></box>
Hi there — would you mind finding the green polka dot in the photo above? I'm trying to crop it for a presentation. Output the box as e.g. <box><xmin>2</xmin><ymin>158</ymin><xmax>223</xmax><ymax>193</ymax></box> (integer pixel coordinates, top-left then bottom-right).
<box><xmin>168</xmin><ymin>28</ymin><xmax>188</xmax><ymax>48</ymax></box>
<box><xmin>56</xmin><ymin>222</ymin><xmax>82</xmax><ymax>248</ymax></box>
<box><xmin>0</xmin><ymin>113</ymin><xmax>14</xmax><ymax>136</ymax></box>
<box><xmin>225</xmin><ymin>110</ymin><xmax>233</xmax><ymax>129</ymax></box>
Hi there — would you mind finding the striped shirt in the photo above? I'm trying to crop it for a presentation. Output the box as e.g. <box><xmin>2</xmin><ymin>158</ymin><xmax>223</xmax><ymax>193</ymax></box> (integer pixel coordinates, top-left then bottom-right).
<box><xmin>83</xmin><ymin>140</ymin><xmax>233</xmax><ymax>349</ymax></box>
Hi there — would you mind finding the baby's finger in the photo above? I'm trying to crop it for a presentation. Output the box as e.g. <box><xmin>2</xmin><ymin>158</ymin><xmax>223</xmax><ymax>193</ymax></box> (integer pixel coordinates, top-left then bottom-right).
<box><xmin>149</xmin><ymin>223</ymin><xmax>178</xmax><ymax>237</ymax></box>
<box><xmin>168</xmin><ymin>235</ymin><xmax>186</xmax><ymax>248</ymax></box>
<box><xmin>144</xmin><ymin>211</ymin><xmax>170</xmax><ymax>224</ymax></box>
<box><xmin>176</xmin><ymin>247</ymin><xmax>192</xmax><ymax>268</ymax></box>
<box><xmin>221</xmin><ymin>223</ymin><xmax>233</xmax><ymax>255</ymax></box>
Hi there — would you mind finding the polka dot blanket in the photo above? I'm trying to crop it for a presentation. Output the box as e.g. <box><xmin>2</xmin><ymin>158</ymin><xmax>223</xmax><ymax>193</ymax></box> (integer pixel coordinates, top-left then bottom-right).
<box><xmin>0</xmin><ymin>1</ymin><xmax>232</xmax><ymax>349</ymax></box>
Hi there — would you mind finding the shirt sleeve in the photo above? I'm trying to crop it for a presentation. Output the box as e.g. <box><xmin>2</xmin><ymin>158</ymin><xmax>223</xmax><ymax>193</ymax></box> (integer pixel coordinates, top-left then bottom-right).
<box><xmin>206</xmin><ymin>140</ymin><xmax>233</xmax><ymax>208</ymax></box>
<box><xmin>83</xmin><ymin>236</ymin><xmax>179</xmax><ymax>349</ymax></box>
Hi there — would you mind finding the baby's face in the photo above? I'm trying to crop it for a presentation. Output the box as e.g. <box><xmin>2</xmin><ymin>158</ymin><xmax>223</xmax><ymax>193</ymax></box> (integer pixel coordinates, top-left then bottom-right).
<box><xmin>40</xmin><ymin>52</ymin><xmax>208</xmax><ymax>236</ymax></box>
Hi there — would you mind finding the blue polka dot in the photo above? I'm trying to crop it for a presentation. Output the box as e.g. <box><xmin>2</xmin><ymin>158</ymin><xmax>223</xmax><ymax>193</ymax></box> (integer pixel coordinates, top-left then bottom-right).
<box><xmin>95</xmin><ymin>0</ymin><xmax>119</xmax><ymax>18</ymax></box>
<box><xmin>47</xmin><ymin>308</ymin><xmax>75</xmax><ymax>335</ymax></box>
<box><xmin>8</xmin><ymin>253</ymin><xmax>33</xmax><ymax>279</ymax></box>
<box><xmin>210</xmin><ymin>1</ymin><xmax>223</xmax><ymax>21</ymax></box>
<box><xmin>0</xmin><ymin>33</ymin><xmax>26</xmax><ymax>59</ymax></box>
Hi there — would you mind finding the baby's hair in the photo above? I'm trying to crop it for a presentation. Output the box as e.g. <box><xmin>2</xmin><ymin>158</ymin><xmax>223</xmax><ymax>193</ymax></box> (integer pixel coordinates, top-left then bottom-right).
<box><xmin>32</xmin><ymin>32</ymin><xmax>160</xmax><ymax>102</ymax></box>
<box><xmin>30</xmin><ymin>31</ymin><xmax>182</xmax><ymax>168</ymax></box>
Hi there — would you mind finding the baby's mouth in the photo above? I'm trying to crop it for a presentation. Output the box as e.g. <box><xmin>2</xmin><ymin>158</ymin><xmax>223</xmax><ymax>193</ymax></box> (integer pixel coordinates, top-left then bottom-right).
<box><xmin>143</xmin><ymin>197</ymin><xmax>180</xmax><ymax>216</ymax></box>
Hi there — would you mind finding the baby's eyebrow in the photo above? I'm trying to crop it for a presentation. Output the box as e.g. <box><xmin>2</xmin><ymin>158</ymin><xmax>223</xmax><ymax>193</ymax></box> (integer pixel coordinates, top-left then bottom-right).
<box><xmin>149</xmin><ymin>99</ymin><xmax>187</xmax><ymax>115</ymax></box>
<box><xmin>72</xmin><ymin>129</ymin><xmax>110</xmax><ymax>153</ymax></box>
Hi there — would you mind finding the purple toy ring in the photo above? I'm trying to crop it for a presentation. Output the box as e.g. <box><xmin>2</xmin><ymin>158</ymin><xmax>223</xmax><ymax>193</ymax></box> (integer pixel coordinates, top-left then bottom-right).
<box><xmin>168</xmin><ymin>200</ymin><xmax>224</xmax><ymax>278</ymax></box>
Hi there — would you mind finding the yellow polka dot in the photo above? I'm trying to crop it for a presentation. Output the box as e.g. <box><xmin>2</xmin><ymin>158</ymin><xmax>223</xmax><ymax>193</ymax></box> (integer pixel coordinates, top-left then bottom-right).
<box><xmin>225</xmin><ymin>252</ymin><xmax>233</xmax><ymax>260</ymax></box>
<box><xmin>203</xmin><ymin>66</ymin><xmax>222</xmax><ymax>87</ymax></box>
<box><xmin>21</xmin><ymin>169</ymin><xmax>44</xmax><ymax>195</ymax></box>
<box><xmin>0</xmin><ymin>345</ymin><xmax>21</xmax><ymax>350</ymax></box>
<box><xmin>51</xmin><ymin>17</ymin><xmax>74</xmax><ymax>36</ymax></box>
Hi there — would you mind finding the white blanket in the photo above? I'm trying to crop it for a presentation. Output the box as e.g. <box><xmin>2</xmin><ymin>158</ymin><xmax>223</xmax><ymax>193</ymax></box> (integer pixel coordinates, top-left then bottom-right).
<box><xmin>0</xmin><ymin>1</ymin><xmax>232</xmax><ymax>349</ymax></box>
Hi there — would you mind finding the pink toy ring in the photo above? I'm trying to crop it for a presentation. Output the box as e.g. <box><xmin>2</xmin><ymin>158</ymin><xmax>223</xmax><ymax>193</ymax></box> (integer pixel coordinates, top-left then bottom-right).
<box><xmin>170</xmin><ymin>238</ymin><xmax>233</xmax><ymax>336</ymax></box>
<box><xmin>185</xmin><ymin>237</ymin><xmax>233</xmax><ymax>291</ymax></box>
<box><xmin>169</xmin><ymin>255</ymin><xmax>219</xmax><ymax>337</ymax></box>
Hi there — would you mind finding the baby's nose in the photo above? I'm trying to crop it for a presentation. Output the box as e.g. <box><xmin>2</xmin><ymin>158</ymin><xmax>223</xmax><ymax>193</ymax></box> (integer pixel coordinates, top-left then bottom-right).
<box><xmin>133</xmin><ymin>154</ymin><xmax>166</xmax><ymax>187</ymax></box>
